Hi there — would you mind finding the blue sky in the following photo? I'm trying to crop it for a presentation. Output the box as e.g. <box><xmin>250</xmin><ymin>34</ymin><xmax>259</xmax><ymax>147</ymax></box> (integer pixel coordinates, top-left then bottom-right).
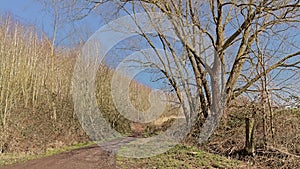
<box><xmin>0</xmin><ymin>0</ymin><xmax>103</xmax><ymax>46</ymax></box>
<box><xmin>0</xmin><ymin>0</ymin><xmax>41</xmax><ymax>19</ymax></box>
<box><xmin>0</xmin><ymin>0</ymin><xmax>51</xmax><ymax>34</ymax></box>
<box><xmin>0</xmin><ymin>1</ymin><xmax>165</xmax><ymax>89</ymax></box>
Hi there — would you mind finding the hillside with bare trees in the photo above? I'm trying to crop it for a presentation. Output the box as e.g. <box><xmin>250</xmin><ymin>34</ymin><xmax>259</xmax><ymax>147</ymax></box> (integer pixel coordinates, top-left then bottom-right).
<box><xmin>1</xmin><ymin>0</ymin><xmax>300</xmax><ymax>168</ymax></box>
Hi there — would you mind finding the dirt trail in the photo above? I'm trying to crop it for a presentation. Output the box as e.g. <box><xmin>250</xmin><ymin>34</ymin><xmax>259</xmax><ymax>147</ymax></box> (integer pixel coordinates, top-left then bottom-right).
<box><xmin>0</xmin><ymin>137</ymin><xmax>136</xmax><ymax>169</ymax></box>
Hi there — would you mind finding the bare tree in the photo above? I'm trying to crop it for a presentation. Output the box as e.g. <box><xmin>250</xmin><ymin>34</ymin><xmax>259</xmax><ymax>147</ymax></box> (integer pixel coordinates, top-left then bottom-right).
<box><xmin>54</xmin><ymin>0</ymin><xmax>300</xmax><ymax>148</ymax></box>
<box><xmin>36</xmin><ymin>0</ymin><xmax>76</xmax><ymax>120</ymax></box>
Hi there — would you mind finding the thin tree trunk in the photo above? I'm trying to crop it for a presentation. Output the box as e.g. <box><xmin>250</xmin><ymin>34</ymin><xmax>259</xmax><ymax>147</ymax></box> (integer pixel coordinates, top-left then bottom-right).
<box><xmin>245</xmin><ymin>113</ymin><xmax>255</xmax><ymax>156</ymax></box>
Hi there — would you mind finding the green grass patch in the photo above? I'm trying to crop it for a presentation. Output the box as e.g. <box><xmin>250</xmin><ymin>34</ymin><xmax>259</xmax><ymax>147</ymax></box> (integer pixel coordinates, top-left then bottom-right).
<box><xmin>117</xmin><ymin>144</ymin><xmax>245</xmax><ymax>169</ymax></box>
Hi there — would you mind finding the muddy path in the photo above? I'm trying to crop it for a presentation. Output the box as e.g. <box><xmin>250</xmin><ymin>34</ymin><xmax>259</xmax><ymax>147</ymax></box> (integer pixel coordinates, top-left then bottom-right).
<box><xmin>0</xmin><ymin>137</ymin><xmax>136</xmax><ymax>169</ymax></box>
